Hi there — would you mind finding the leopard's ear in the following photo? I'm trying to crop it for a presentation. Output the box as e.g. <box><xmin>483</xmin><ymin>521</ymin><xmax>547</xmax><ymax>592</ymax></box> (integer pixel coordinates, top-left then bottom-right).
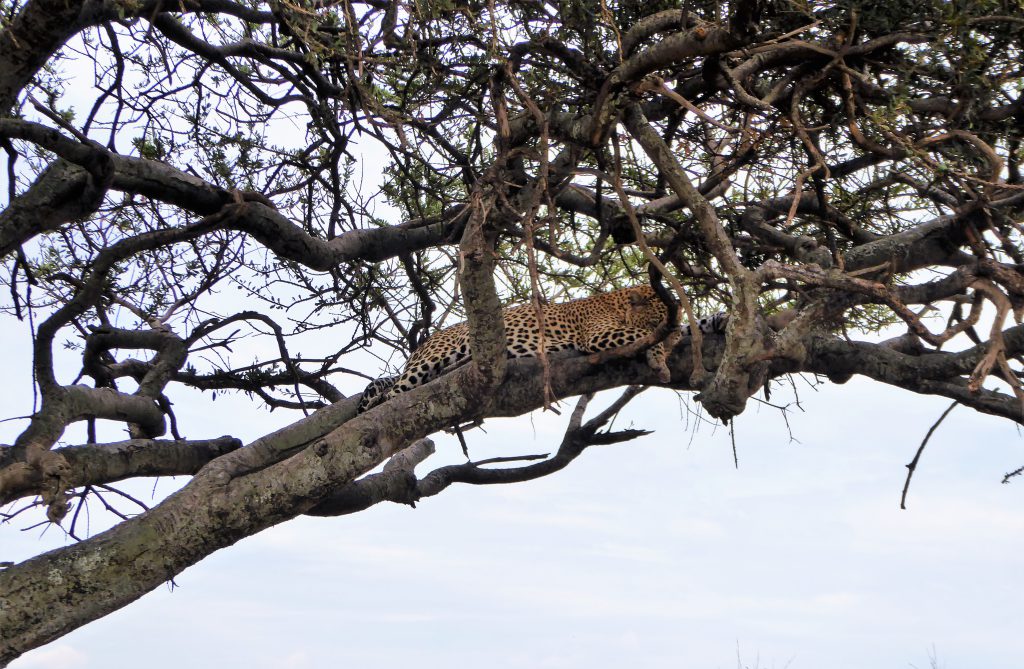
<box><xmin>627</xmin><ymin>290</ymin><xmax>650</xmax><ymax>307</ymax></box>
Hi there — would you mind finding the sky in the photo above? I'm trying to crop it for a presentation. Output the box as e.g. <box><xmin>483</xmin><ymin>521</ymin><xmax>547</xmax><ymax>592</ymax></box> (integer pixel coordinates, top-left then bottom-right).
<box><xmin>3</xmin><ymin>312</ymin><xmax>1024</xmax><ymax>668</ymax></box>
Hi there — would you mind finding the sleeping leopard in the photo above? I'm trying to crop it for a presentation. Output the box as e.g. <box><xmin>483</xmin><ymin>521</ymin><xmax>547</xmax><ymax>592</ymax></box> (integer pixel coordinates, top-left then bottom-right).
<box><xmin>357</xmin><ymin>285</ymin><xmax>727</xmax><ymax>413</ymax></box>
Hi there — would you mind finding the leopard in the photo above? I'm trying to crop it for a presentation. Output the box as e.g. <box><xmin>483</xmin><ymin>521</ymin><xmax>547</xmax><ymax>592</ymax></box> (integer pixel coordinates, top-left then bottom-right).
<box><xmin>356</xmin><ymin>285</ymin><xmax>727</xmax><ymax>413</ymax></box>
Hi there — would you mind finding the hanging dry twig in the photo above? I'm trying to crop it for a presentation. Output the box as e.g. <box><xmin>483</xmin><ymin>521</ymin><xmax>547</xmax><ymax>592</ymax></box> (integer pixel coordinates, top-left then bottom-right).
<box><xmin>901</xmin><ymin>401</ymin><xmax>958</xmax><ymax>510</ymax></box>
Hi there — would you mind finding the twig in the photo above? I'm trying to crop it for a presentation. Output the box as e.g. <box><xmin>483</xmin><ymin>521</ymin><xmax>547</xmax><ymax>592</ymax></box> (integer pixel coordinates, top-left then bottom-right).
<box><xmin>901</xmin><ymin>401</ymin><xmax>957</xmax><ymax>509</ymax></box>
<box><xmin>1002</xmin><ymin>464</ymin><xmax>1024</xmax><ymax>484</ymax></box>
<box><xmin>729</xmin><ymin>420</ymin><xmax>738</xmax><ymax>469</ymax></box>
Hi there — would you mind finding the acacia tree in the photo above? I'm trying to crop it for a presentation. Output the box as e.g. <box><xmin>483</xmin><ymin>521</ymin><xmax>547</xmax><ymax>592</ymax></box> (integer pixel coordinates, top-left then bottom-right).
<box><xmin>2</xmin><ymin>0</ymin><xmax>1023</xmax><ymax>661</ymax></box>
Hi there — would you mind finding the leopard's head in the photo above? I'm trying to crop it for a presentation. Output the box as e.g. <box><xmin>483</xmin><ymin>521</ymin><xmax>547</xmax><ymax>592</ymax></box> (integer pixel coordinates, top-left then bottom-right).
<box><xmin>624</xmin><ymin>286</ymin><xmax>669</xmax><ymax>329</ymax></box>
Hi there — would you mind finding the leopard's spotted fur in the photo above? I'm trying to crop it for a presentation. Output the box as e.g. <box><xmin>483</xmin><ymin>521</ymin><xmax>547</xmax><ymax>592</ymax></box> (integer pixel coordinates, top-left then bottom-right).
<box><xmin>357</xmin><ymin>285</ymin><xmax>726</xmax><ymax>413</ymax></box>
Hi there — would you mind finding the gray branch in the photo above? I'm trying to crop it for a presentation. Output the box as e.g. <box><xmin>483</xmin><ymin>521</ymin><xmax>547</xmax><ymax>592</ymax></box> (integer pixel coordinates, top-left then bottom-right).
<box><xmin>0</xmin><ymin>436</ymin><xmax>242</xmax><ymax>504</ymax></box>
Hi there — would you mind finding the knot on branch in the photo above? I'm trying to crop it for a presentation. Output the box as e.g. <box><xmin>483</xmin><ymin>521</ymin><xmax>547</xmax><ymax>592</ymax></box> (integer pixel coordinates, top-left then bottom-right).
<box><xmin>695</xmin><ymin>313</ymin><xmax>773</xmax><ymax>421</ymax></box>
<box><xmin>1</xmin><ymin>449</ymin><xmax>75</xmax><ymax>523</ymax></box>
<box><xmin>794</xmin><ymin>235</ymin><xmax>834</xmax><ymax>268</ymax></box>
<box><xmin>80</xmin><ymin>143</ymin><xmax>114</xmax><ymax>207</ymax></box>
<box><xmin>306</xmin><ymin>439</ymin><xmax>435</xmax><ymax>516</ymax></box>
<box><xmin>234</xmin><ymin>189</ymin><xmax>277</xmax><ymax>209</ymax></box>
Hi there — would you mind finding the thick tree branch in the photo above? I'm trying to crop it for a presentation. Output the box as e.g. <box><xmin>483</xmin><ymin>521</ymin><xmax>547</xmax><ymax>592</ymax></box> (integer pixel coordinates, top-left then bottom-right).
<box><xmin>0</xmin><ymin>159</ymin><xmax>109</xmax><ymax>257</ymax></box>
<box><xmin>0</xmin><ymin>436</ymin><xmax>241</xmax><ymax>504</ymax></box>
<box><xmin>0</xmin><ymin>120</ymin><xmax>469</xmax><ymax>266</ymax></box>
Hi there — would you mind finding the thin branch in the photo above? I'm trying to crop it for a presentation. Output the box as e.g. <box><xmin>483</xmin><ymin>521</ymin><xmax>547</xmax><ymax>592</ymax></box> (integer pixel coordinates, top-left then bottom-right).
<box><xmin>901</xmin><ymin>402</ymin><xmax>958</xmax><ymax>510</ymax></box>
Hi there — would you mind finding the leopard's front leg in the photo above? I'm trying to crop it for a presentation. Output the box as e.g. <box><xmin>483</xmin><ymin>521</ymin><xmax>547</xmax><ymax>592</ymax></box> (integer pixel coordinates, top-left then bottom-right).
<box><xmin>644</xmin><ymin>330</ymin><xmax>681</xmax><ymax>383</ymax></box>
<box><xmin>580</xmin><ymin>326</ymin><xmax>676</xmax><ymax>383</ymax></box>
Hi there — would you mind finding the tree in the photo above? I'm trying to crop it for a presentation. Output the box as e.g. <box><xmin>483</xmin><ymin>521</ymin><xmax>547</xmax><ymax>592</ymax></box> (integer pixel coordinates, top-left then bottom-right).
<box><xmin>2</xmin><ymin>0</ymin><xmax>1024</xmax><ymax>662</ymax></box>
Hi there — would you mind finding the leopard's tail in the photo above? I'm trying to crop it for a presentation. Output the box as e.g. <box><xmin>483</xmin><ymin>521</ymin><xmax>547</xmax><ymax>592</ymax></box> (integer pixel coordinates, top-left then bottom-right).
<box><xmin>357</xmin><ymin>374</ymin><xmax>399</xmax><ymax>413</ymax></box>
<box><xmin>682</xmin><ymin>311</ymin><xmax>728</xmax><ymax>336</ymax></box>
